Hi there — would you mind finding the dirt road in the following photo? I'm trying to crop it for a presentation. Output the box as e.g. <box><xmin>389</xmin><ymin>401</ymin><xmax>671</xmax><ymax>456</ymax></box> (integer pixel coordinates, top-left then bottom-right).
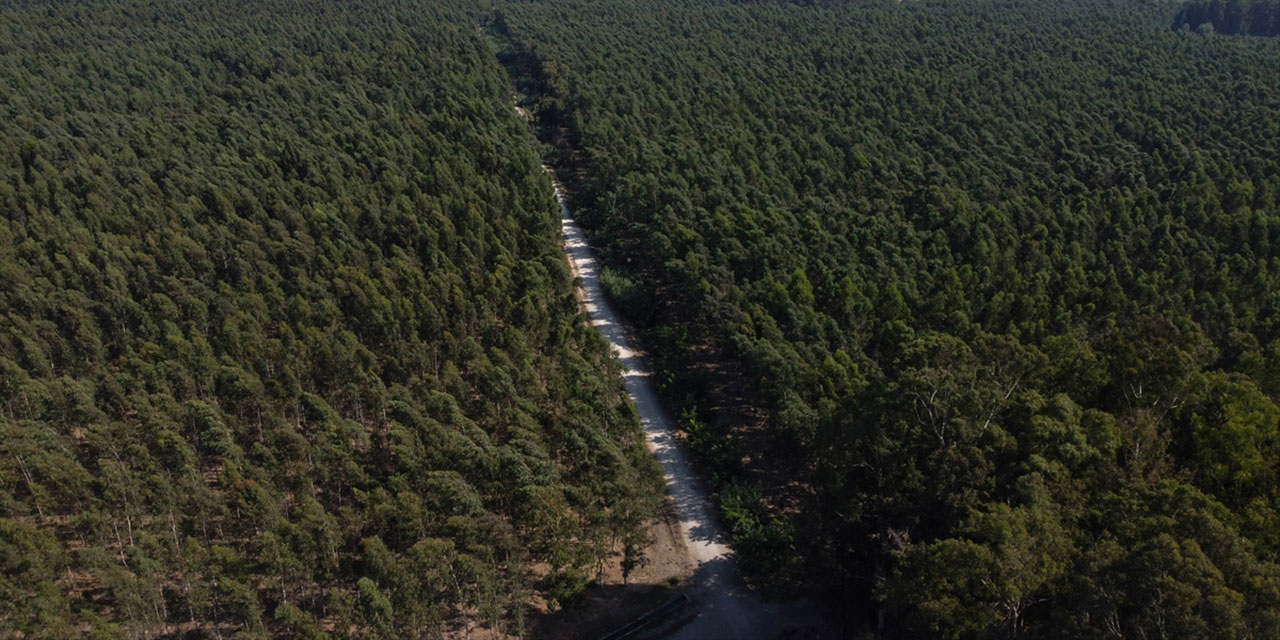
<box><xmin>549</xmin><ymin>170</ymin><xmax>815</xmax><ymax>639</ymax></box>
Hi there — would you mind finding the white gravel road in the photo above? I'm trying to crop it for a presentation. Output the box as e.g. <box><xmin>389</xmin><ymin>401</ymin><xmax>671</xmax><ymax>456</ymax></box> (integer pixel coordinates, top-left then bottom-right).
<box><xmin>548</xmin><ymin>169</ymin><xmax>811</xmax><ymax>640</ymax></box>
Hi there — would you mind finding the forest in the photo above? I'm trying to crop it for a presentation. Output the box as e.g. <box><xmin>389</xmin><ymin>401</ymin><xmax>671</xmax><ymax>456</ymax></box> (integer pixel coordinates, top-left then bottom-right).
<box><xmin>495</xmin><ymin>0</ymin><xmax>1280</xmax><ymax>636</ymax></box>
<box><xmin>1174</xmin><ymin>0</ymin><xmax>1280</xmax><ymax>35</ymax></box>
<box><xmin>0</xmin><ymin>0</ymin><xmax>664</xmax><ymax>637</ymax></box>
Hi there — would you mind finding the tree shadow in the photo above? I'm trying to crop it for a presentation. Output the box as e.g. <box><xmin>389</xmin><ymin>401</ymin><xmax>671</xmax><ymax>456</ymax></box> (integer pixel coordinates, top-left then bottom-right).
<box><xmin>526</xmin><ymin>580</ymin><xmax>685</xmax><ymax>640</ymax></box>
<box><xmin>527</xmin><ymin>557</ymin><xmax>834</xmax><ymax>640</ymax></box>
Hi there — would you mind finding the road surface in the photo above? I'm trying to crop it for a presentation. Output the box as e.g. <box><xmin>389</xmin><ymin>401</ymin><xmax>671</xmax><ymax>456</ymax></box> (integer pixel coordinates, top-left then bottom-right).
<box><xmin>547</xmin><ymin>168</ymin><xmax>807</xmax><ymax>639</ymax></box>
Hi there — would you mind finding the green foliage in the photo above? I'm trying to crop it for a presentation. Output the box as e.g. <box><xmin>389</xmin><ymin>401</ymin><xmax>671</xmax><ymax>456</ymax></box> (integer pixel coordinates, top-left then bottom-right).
<box><xmin>600</xmin><ymin>265</ymin><xmax>654</xmax><ymax>321</ymax></box>
<box><xmin>539</xmin><ymin>568</ymin><xmax>589</xmax><ymax>610</ymax></box>
<box><xmin>497</xmin><ymin>0</ymin><xmax>1280</xmax><ymax>635</ymax></box>
<box><xmin>0</xmin><ymin>0</ymin><xmax>661</xmax><ymax>634</ymax></box>
<box><xmin>718</xmin><ymin>480</ymin><xmax>795</xmax><ymax>575</ymax></box>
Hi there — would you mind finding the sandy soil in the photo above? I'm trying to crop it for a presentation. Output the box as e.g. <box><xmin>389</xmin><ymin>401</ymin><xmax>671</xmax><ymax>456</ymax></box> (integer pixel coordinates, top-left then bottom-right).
<box><xmin>527</xmin><ymin>499</ymin><xmax>695</xmax><ymax>640</ymax></box>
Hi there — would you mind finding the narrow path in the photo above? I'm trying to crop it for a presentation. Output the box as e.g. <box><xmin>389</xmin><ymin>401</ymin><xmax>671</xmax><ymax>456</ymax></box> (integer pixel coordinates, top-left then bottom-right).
<box><xmin>545</xmin><ymin>168</ymin><xmax>807</xmax><ymax>639</ymax></box>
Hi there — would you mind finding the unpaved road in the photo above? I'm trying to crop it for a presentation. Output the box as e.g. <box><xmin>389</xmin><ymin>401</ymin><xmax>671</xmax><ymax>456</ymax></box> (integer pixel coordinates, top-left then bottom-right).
<box><xmin>548</xmin><ymin>169</ymin><xmax>815</xmax><ymax>639</ymax></box>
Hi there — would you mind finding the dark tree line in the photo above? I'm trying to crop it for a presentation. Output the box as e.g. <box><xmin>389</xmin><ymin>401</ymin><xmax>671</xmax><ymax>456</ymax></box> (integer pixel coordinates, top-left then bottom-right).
<box><xmin>1175</xmin><ymin>0</ymin><xmax>1280</xmax><ymax>36</ymax></box>
<box><xmin>0</xmin><ymin>0</ymin><xmax>662</xmax><ymax>637</ymax></box>
<box><xmin>497</xmin><ymin>0</ymin><xmax>1280</xmax><ymax>636</ymax></box>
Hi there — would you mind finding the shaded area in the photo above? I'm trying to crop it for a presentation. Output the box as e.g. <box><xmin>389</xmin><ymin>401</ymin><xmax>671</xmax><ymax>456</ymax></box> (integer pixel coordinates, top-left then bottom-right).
<box><xmin>1173</xmin><ymin>0</ymin><xmax>1280</xmax><ymax>35</ymax></box>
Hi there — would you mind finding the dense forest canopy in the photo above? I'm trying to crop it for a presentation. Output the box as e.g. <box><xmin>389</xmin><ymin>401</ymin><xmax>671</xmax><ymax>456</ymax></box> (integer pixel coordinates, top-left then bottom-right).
<box><xmin>0</xmin><ymin>0</ymin><xmax>662</xmax><ymax>637</ymax></box>
<box><xmin>497</xmin><ymin>0</ymin><xmax>1280</xmax><ymax>636</ymax></box>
